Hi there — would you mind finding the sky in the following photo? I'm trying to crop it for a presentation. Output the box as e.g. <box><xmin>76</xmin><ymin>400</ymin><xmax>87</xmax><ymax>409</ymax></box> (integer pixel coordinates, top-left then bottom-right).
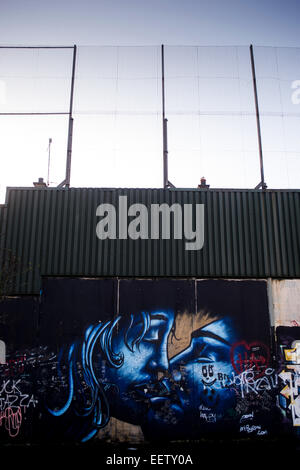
<box><xmin>0</xmin><ymin>0</ymin><xmax>300</xmax><ymax>202</ymax></box>
<box><xmin>1</xmin><ymin>0</ymin><xmax>300</xmax><ymax>48</ymax></box>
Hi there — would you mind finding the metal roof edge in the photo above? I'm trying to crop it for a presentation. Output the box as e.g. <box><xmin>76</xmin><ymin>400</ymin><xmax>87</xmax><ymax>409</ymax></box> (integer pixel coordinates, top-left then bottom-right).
<box><xmin>5</xmin><ymin>186</ymin><xmax>300</xmax><ymax>193</ymax></box>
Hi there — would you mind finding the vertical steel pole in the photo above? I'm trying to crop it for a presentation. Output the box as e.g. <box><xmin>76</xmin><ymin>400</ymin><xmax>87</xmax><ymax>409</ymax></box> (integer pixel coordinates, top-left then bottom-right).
<box><xmin>47</xmin><ymin>137</ymin><xmax>52</xmax><ymax>186</ymax></box>
<box><xmin>250</xmin><ymin>44</ymin><xmax>267</xmax><ymax>190</ymax></box>
<box><xmin>65</xmin><ymin>44</ymin><xmax>77</xmax><ymax>188</ymax></box>
<box><xmin>161</xmin><ymin>44</ymin><xmax>169</xmax><ymax>189</ymax></box>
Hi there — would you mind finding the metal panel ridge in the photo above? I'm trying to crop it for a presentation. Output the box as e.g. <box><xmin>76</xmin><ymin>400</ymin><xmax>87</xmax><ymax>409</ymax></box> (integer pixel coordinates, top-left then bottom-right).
<box><xmin>1</xmin><ymin>187</ymin><xmax>299</xmax><ymax>294</ymax></box>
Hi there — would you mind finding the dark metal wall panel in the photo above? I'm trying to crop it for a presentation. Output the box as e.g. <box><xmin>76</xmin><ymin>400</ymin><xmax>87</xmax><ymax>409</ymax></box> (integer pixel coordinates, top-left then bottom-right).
<box><xmin>0</xmin><ymin>204</ymin><xmax>6</xmax><ymax>245</ymax></box>
<box><xmin>0</xmin><ymin>204</ymin><xmax>7</xmax><ymax>283</ymax></box>
<box><xmin>1</xmin><ymin>187</ymin><xmax>300</xmax><ymax>294</ymax></box>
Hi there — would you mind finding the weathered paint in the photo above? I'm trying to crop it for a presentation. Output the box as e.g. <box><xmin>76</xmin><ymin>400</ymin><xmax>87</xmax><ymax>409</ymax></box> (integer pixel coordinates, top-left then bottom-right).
<box><xmin>269</xmin><ymin>279</ymin><xmax>300</xmax><ymax>328</ymax></box>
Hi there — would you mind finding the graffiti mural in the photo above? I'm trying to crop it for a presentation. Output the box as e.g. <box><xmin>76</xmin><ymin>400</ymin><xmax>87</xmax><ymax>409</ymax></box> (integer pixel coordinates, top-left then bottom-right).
<box><xmin>142</xmin><ymin>280</ymin><xmax>278</xmax><ymax>441</ymax></box>
<box><xmin>34</xmin><ymin>278</ymin><xmax>195</xmax><ymax>443</ymax></box>
<box><xmin>0</xmin><ymin>278</ymin><xmax>295</xmax><ymax>444</ymax></box>
<box><xmin>277</xmin><ymin>326</ymin><xmax>300</xmax><ymax>432</ymax></box>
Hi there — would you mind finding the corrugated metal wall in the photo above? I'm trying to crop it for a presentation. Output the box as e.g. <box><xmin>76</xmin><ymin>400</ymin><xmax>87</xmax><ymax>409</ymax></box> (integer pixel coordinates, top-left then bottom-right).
<box><xmin>0</xmin><ymin>187</ymin><xmax>299</xmax><ymax>294</ymax></box>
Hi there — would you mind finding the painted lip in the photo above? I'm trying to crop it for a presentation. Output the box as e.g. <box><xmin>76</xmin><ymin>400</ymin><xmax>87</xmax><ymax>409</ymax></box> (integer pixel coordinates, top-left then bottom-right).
<box><xmin>130</xmin><ymin>380</ymin><xmax>170</xmax><ymax>400</ymax></box>
<box><xmin>202</xmin><ymin>378</ymin><xmax>217</xmax><ymax>386</ymax></box>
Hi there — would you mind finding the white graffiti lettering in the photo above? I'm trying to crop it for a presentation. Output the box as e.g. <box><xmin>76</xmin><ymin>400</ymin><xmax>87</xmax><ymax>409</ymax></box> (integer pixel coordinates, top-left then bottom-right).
<box><xmin>0</xmin><ymin>379</ymin><xmax>38</xmax><ymax>438</ymax></box>
<box><xmin>240</xmin><ymin>412</ymin><xmax>254</xmax><ymax>423</ymax></box>
<box><xmin>230</xmin><ymin>368</ymin><xmax>278</xmax><ymax>398</ymax></box>
<box><xmin>199</xmin><ymin>411</ymin><xmax>217</xmax><ymax>423</ymax></box>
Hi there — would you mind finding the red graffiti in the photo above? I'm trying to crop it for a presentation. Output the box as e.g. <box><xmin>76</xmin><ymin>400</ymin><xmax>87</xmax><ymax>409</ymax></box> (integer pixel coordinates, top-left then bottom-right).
<box><xmin>230</xmin><ymin>341</ymin><xmax>270</xmax><ymax>378</ymax></box>
<box><xmin>0</xmin><ymin>406</ymin><xmax>22</xmax><ymax>438</ymax></box>
<box><xmin>3</xmin><ymin>355</ymin><xmax>26</xmax><ymax>377</ymax></box>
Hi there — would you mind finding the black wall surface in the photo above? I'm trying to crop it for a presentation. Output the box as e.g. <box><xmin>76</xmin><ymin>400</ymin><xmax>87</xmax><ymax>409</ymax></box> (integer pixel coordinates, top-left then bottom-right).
<box><xmin>1</xmin><ymin>277</ymin><xmax>297</xmax><ymax>445</ymax></box>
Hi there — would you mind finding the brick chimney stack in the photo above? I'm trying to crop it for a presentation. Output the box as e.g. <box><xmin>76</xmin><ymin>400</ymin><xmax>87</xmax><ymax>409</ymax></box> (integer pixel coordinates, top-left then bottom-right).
<box><xmin>33</xmin><ymin>177</ymin><xmax>47</xmax><ymax>188</ymax></box>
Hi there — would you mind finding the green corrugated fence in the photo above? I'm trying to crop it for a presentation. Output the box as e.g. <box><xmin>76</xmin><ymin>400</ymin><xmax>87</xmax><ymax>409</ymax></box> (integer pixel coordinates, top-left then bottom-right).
<box><xmin>0</xmin><ymin>187</ymin><xmax>299</xmax><ymax>294</ymax></box>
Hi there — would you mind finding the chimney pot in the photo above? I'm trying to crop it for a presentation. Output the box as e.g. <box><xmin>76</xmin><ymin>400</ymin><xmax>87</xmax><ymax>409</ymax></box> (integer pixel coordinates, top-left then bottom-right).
<box><xmin>33</xmin><ymin>177</ymin><xmax>47</xmax><ymax>188</ymax></box>
<box><xmin>198</xmin><ymin>176</ymin><xmax>210</xmax><ymax>189</ymax></box>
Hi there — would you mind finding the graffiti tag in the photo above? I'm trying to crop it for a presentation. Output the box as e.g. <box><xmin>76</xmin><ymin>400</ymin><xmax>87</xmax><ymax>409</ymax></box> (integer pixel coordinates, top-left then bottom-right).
<box><xmin>0</xmin><ymin>406</ymin><xmax>22</xmax><ymax>438</ymax></box>
<box><xmin>279</xmin><ymin>340</ymin><xmax>300</xmax><ymax>426</ymax></box>
<box><xmin>222</xmin><ymin>367</ymin><xmax>278</xmax><ymax>399</ymax></box>
<box><xmin>0</xmin><ymin>379</ymin><xmax>38</xmax><ymax>438</ymax></box>
<box><xmin>231</xmin><ymin>341</ymin><xmax>270</xmax><ymax>378</ymax></box>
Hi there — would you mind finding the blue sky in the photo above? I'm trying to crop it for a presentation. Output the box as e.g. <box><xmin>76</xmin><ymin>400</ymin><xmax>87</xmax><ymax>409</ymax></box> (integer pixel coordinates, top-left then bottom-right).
<box><xmin>0</xmin><ymin>0</ymin><xmax>300</xmax><ymax>201</ymax></box>
<box><xmin>1</xmin><ymin>0</ymin><xmax>300</xmax><ymax>47</ymax></box>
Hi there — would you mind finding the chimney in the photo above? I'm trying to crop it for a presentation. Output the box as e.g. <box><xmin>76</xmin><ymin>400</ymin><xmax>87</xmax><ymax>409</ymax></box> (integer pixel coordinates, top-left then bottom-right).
<box><xmin>33</xmin><ymin>177</ymin><xmax>47</xmax><ymax>188</ymax></box>
<box><xmin>198</xmin><ymin>177</ymin><xmax>210</xmax><ymax>189</ymax></box>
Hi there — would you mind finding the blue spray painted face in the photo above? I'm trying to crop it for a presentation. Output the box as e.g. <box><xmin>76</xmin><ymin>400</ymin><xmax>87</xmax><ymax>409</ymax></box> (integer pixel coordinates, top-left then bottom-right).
<box><xmin>169</xmin><ymin>318</ymin><xmax>239</xmax><ymax>423</ymax></box>
<box><xmin>103</xmin><ymin>311</ymin><xmax>175</xmax><ymax>424</ymax></box>
<box><xmin>141</xmin><ymin>317</ymin><xmax>240</xmax><ymax>439</ymax></box>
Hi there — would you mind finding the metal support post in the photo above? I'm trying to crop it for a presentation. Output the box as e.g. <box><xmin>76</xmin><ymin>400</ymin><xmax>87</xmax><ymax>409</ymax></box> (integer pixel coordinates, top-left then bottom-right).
<box><xmin>250</xmin><ymin>44</ymin><xmax>267</xmax><ymax>190</ymax></box>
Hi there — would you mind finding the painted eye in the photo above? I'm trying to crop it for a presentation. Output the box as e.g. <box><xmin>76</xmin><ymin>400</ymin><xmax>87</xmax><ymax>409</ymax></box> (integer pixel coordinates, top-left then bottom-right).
<box><xmin>143</xmin><ymin>338</ymin><xmax>160</xmax><ymax>344</ymax></box>
<box><xmin>143</xmin><ymin>331</ymin><xmax>160</xmax><ymax>343</ymax></box>
<box><xmin>194</xmin><ymin>357</ymin><xmax>214</xmax><ymax>363</ymax></box>
<box><xmin>194</xmin><ymin>349</ymin><xmax>216</xmax><ymax>363</ymax></box>
<box><xmin>138</xmin><ymin>317</ymin><xmax>168</xmax><ymax>344</ymax></box>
